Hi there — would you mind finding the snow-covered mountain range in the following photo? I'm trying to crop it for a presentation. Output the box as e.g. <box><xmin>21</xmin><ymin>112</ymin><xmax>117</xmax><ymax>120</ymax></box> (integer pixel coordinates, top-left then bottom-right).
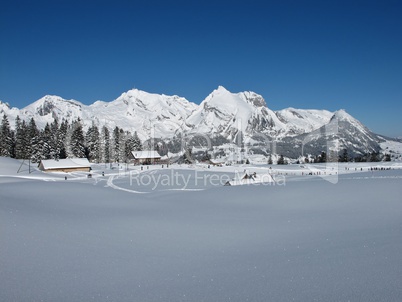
<box><xmin>186</xmin><ymin>86</ymin><xmax>334</xmax><ymax>139</ymax></box>
<box><xmin>0</xmin><ymin>86</ymin><xmax>399</xmax><ymax>157</ymax></box>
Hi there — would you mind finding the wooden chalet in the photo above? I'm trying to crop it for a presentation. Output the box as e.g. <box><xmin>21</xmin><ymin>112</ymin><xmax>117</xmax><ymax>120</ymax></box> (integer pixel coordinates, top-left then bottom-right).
<box><xmin>39</xmin><ymin>158</ymin><xmax>91</xmax><ymax>173</ymax></box>
<box><xmin>130</xmin><ymin>150</ymin><xmax>161</xmax><ymax>165</ymax></box>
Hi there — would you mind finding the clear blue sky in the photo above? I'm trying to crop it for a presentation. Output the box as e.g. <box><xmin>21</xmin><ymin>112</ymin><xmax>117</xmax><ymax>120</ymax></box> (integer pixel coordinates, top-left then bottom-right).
<box><xmin>1</xmin><ymin>0</ymin><xmax>401</xmax><ymax>137</ymax></box>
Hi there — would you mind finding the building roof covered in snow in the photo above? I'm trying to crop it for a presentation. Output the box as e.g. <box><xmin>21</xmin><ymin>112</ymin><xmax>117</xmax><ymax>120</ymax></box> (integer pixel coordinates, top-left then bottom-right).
<box><xmin>131</xmin><ymin>150</ymin><xmax>161</xmax><ymax>159</ymax></box>
<box><xmin>39</xmin><ymin>158</ymin><xmax>91</xmax><ymax>172</ymax></box>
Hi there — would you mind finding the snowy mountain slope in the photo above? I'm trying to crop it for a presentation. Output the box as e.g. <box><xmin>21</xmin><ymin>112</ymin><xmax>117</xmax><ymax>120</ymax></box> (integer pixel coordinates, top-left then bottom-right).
<box><xmin>0</xmin><ymin>87</ymin><xmax>348</xmax><ymax>140</ymax></box>
<box><xmin>186</xmin><ymin>86</ymin><xmax>282</xmax><ymax>139</ymax></box>
<box><xmin>4</xmin><ymin>90</ymin><xmax>197</xmax><ymax>139</ymax></box>
<box><xmin>281</xmin><ymin>109</ymin><xmax>383</xmax><ymax>159</ymax></box>
<box><xmin>186</xmin><ymin>86</ymin><xmax>331</xmax><ymax>139</ymax></box>
<box><xmin>380</xmin><ymin>139</ymin><xmax>402</xmax><ymax>161</ymax></box>
<box><xmin>275</xmin><ymin>108</ymin><xmax>333</xmax><ymax>136</ymax></box>
<box><xmin>87</xmin><ymin>89</ymin><xmax>197</xmax><ymax>139</ymax></box>
<box><xmin>20</xmin><ymin>95</ymin><xmax>85</xmax><ymax>128</ymax></box>
<box><xmin>0</xmin><ymin>100</ymin><xmax>21</xmax><ymax>122</ymax></box>
<box><xmin>1</xmin><ymin>86</ymin><xmax>397</xmax><ymax>157</ymax></box>
<box><xmin>329</xmin><ymin>109</ymin><xmax>382</xmax><ymax>153</ymax></box>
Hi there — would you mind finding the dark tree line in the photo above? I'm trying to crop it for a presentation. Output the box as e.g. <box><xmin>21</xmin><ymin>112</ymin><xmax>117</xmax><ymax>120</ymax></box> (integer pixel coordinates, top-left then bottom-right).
<box><xmin>301</xmin><ymin>149</ymin><xmax>388</xmax><ymax>164</ymax></box>
<box><xmin>0</xmin><ymin>114</ymin><xmax>142</xmax><ymax>163</ymax></box>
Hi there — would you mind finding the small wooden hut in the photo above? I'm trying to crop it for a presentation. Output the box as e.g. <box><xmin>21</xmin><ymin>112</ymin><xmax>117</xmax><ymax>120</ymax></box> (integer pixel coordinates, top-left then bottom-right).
<box><xmin>130</xmin><ymin>150</ymin><xmax>161</xmax><ymax>165</ymax></box>
<box><xmin>39</xmin><ymin>158</ymin><xmax>91</xmax><ymax>173</ymax></box>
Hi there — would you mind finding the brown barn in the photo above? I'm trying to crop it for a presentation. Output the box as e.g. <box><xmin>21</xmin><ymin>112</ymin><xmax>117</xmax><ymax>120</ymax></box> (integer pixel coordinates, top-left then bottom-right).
<box><xmin>39</xmin><ymin>158</ymin><xmax>91</xmax><ymax>173</ymax></box>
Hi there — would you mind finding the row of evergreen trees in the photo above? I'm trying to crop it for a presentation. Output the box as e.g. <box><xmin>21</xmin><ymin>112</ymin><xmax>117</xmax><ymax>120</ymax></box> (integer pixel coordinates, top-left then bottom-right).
<box><xmin>302</xmin><ymin>149</ymin><xmax>389</xmax><ymax>164</ymax></box>
<box><xmin>0</xmin><ymin>114</ymin><xmax>142</xmax><ymax>163</ymax></box>
<box><xmin>270</xmin><ymin>149</ymin><xmax>390</xmax><ymax>165</ymax></box>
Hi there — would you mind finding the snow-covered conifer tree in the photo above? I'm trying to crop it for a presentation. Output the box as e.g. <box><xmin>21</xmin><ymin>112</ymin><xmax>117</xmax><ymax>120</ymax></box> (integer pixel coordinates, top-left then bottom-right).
<box><xmin>100</xmin><ymin>126</ymin><xmax>110</xmax><ymax>163</ymax></box>
<box><xmin>14</xmin><ymin>116</ymin><xmax>28</xmax><ymax>159</ymax></box>
<box><xmin>86</xmin><ymin>123</ymin><xmax>100</xmax><ymax>162</ymax></box>
<box><xmin>0</xmin><ymin>114</ymin><xmax>15</xmax><ymax>157</ymax></box>
<box><xmin>70</xmin><ymin>119</ymin><xmax>86</xmax><ymax>158</ymax></box>
<box><xmin>112</xmin><ymin>126</ymin><xmax>120</xmax><ymax>163</ymax></box>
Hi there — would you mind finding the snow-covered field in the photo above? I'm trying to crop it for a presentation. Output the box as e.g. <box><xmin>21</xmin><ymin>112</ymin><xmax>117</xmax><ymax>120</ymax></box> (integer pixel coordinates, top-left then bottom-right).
<box><xmin>1</xmin><ymin>157</ymin><xmax>402</xmax><ymax>301</ymax></box>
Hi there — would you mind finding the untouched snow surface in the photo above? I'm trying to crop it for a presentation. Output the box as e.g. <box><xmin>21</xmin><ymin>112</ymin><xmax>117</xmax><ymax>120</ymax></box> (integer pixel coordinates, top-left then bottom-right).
<box><xmin>1</xmin><ymin>158</ymin><xmax>402</xmax><ymax>301</ymax></box>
